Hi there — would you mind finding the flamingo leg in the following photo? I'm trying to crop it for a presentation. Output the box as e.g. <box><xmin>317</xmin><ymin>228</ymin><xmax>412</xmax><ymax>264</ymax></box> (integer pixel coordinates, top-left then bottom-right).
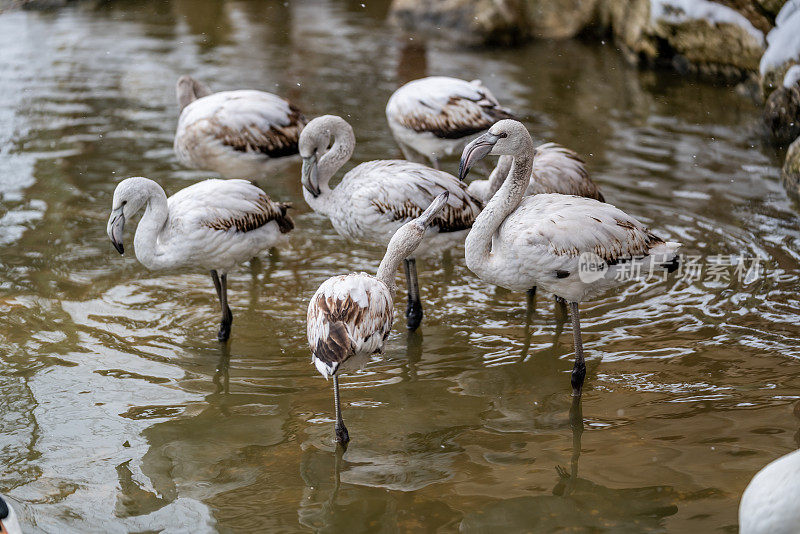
<box><xmin>431</xmin><ymin>157</ymin><xmax>440</xmax><ymax>170</ymax></box>
<box><xmin>569</xmin><ymin>301</ymin><xmax>586</xmax><ymax>397</ymax></box>
<box><xmin>333</xmin><ymin>375</ymin><xmax>349</xmax><ymax>445</ymax></box>
<box><xmin>526</xmin><ymin>286</ymin><xmax>537</xmax><ymax>318</ymax></box>
<box><xmin>214</xmin><ymin>271</ymin><xmax>233</xmax><ymax>342</ymax></box>
<box><xmin>404</xmin><ymin>258</ymin><xmax>423</xmax><ymax>330</ymax></box>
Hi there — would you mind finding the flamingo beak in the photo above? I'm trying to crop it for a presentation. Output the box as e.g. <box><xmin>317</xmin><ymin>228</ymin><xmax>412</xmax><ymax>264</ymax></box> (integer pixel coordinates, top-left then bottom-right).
<box><xmin>107</xmin><ymin>207</ymin><xmax>125</xmax><ymax>255</ymax></box>
<box><xmin>301</xmin><ymin>153</ymin><xmax>321</xmax><ymax>197</ymax></box>
<box><xmin>459</xmin><ymin>133</ymin><xmax>499</xmax><ymax>181</ymax></box>
<box><xmin>416</xmin><ymin>191</ymin><xmax>449</xmax><ymax>229</ymax></box>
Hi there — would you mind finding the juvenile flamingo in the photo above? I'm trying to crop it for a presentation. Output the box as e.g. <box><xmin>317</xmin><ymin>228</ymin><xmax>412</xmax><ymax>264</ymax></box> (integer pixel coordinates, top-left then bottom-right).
<box><xmin>385</xmin><ymin>76</ymin><xmax>514</xmax><ymax>169</ymax></box>
<box><xmin>307</xmin><ymin>192</ymin><xmax>449</xmax><ymax>444</ymax></box>
<box><xmin>299</xmin><ymin>114</ymin><xmax>482</xmax><ymax>330</ymax></box>
<box><xmin>459</xmin><ymin>120</ymin><xmax>680</xmax><ymax>396</ymax></box>
<box><xmin>174</xmin><ymin>75</ymin><xmax>307</xmax><ymax>179</ymax></box>
<box><xmin>107</xmin><ymin>177</ymin><xmax>294</xmax><ymax>340</ymax></box>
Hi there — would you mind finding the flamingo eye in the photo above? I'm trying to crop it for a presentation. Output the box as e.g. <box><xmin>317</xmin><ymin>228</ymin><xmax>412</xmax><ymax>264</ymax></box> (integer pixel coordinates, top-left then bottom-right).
<box><xmin>497</xmin><ymin>132</ymin><xmax>508</xmax><ymax>139</ymax></box>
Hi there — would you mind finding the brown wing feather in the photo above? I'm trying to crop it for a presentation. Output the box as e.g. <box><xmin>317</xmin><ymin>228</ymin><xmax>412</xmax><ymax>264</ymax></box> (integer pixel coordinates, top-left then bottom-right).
<box><xmin>371</xmin><ymin>197</ymin><xmax>479</xmax><ymax>232</ymax></box>
<box><xmin>217</xmin><ymin>105</ymin><xmax>307</xmax><ymax>158</ymax></box>
<box><xmin>204</xmin><ymin>194</ymin><xmax>294</xmax><ymax>234</ymax></box>
<box><xmin>313</xmin><ymin>321</ymin><xmax>352</xmax><ymax>369</ymax></box>
<box><xmin>400</xmin><ymin>95</ymin><xmax>516</xmax><ymax>139</ymax></box>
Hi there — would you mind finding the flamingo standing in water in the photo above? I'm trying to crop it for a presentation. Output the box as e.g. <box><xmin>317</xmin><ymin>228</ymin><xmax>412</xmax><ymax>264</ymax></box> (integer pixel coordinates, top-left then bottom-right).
<box><xmin>174</xmin><ymin>75</ymin><xmax>307</xmax><ymax>179</ymax></box>
<box><xmin>298</xmin><ymin>114</ymin><xmax>482</xmax><ymax>330</ymax></box>
<box><xmin>385</xmin><ymin>76</ymin><xmax>515</xmax><ymax>169</ymax></box>
<box><xmin>459</xmin><ymin>120</ymin><xmax>680</xmax><ymax>396</ymax></box>
<box><xmin>107</xmin><ymin>177</ymin><xmax>294</xmax><ymax>341</ymax></box>
<box><xmin>307</xmin><ymin>192</ymin><xmax>449</xmax><ymax>445</ymax></box>
<box><xmin>467</xmin><ymin>141</ymin><xmax>605</xmax><ymax>312</ymax></box>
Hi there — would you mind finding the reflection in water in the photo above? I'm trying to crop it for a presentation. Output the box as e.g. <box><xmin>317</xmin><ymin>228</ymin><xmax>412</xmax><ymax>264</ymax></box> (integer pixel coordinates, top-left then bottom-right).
<box><xmin>461</xmin><ymin>396</ymin><xmax>679</xmax><ymax>532</ymax></box>
<box><xmin>0</xmin><ymin>0</ymin><xmax>798</xmax><ymax>531</ymax></box>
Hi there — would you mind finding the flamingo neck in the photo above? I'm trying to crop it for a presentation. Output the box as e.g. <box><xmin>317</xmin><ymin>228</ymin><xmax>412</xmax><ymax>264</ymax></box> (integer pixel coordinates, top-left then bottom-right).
<box><xmin>133</xmin><ymin>183</ymin><xmax>170</xmax><ymax>270</ymax></box>
<box><xmin>465</xmin><ymin>146</ymin><xmax>533</xmax><ymax>276</ymax></box>
<box><xmin>485</xmin><ymin>155</ymin><xmax>514</xmax><ymax>200</ymax></box>
<box><xmin>306</xmin><ymin>122</ymin><xmax>355</xmax><ymax>214</ymax></box>
<box><xmin>376</xmin><ymin>249</ymin><xmax>403</xmax><ymax>301</ymax></box>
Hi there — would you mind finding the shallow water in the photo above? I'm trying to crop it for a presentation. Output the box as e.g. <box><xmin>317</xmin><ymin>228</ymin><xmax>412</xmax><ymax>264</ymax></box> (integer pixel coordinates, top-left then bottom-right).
<box><xmin>0</xmin><ymin>0</ymin><xmax>798</xmax><ymax>531</ymax></box>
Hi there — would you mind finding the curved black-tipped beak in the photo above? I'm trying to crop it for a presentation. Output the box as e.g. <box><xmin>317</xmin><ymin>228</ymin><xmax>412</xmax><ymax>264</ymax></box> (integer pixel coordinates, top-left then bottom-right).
<box><xmin>107</xmin><ymin>209</ymin><xmax>125</xmax><ymax>255</ymax></box>
<box><xmin>459</xmin><ymin>132</ymin><xmax>499</xmax><ymax>181</ymax></box>
<box><xmin>301</xmin><ymin>153</ymin><xmax>321</xmax><ymax>197</ymax></box>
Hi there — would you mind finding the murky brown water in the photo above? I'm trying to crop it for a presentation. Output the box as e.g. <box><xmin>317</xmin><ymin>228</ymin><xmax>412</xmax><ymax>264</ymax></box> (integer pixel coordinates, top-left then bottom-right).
<box><xmin>0</xmin><ymin>0</ymin><xmax>799</xmax><ymax>531</ymax></box>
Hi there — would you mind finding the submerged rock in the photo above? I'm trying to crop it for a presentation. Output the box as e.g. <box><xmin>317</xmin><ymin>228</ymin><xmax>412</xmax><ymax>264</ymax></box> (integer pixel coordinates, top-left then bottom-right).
<box><xmin>763</xmin><ymin>67</ymin><xmax>800</xmax><ymax>145</ymax></box>
<box><xmin>388</xmin><ymin>0</ymin><xmax>531</xmax><ymax>46</ymax></box>
<box><xmin>781</xmin><ymin>136</ymin><xmax>800</xmax><ymax>199</ymax></box>
<box><xmin>760</xmin><ymin>0</ymin><xmax>800</xmax><ymax>96</ymax></box>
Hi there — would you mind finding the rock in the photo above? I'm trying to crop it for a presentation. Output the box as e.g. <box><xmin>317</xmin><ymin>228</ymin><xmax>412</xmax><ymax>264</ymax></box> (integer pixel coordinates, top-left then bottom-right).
<box><xmin>526</xmin><ymin>0</ymin><xmax>600</xmax><ymax>39</ymax></box>
<box><xmin>781</xmin><ymin>136</ymin><xmax>800</xmax><ymax>199</ymax></box>
<box><xmin>650</xmin><ymin>0</ymin><xmax>766</xmax><ymax>78</ymax></box>
<box><xmin>763</xmin><ymin>67</ymin><xmax>800</xmax><ymax>144</ymax></box>
<box><xmin>598</xmin><ymin>0</ymin><xmax>658</xmax><ymax>64</ymax></box>
<box><xmin>760</xmin><ymin>0</ymin><xmax>800</xmax><ymax>97</ymax></box>
<box><xmin>600</xmin><ymin>0</ymin><xmax>766</xmax><ymax>79</ymax></box>
<box><xmin>388</xmin><ymin>0</ymin><xmax>531</xmax><ymax>46</ymax></box>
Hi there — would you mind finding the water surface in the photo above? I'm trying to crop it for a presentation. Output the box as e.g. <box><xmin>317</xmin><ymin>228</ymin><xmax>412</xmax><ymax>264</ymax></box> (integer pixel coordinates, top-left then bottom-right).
<box><xmin>0</xmin><ymin>1</ymin><xmax>798</xmax><ymax>532</ymax></box>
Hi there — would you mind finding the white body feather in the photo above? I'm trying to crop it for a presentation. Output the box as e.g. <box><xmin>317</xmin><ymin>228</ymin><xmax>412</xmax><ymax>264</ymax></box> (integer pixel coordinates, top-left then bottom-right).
<box><xmin>468</xmin><ymin>193</ymin><xmax>680</xmax><ymax>303</ymax></box>
<box><xmin>304</xmin><ymin>160</ymin><xmax>481</xmax><ymax>258</ymax></box>
<box><xmin>385</xmin><ymin>76</ymin><xmax>512</xmax><ymax>163</ymax></box>
<box><xmin>175</xmin><ymin>90</ymin><xmax>302</xmax><ymax>179</ymax></box>
<box><xmin>307</xmin><ymin>273</ymin><xmax>394</xmax><ymax>378</ymax></box>
<box><xmin>740</xmin><ymin>449</ymin><xmax>800</xmax><ymax>534</ymax></box>
<box><xmin>127</xmin><ymin>179</ymin><xmax>290</xmax><ymax>272</ymax></box>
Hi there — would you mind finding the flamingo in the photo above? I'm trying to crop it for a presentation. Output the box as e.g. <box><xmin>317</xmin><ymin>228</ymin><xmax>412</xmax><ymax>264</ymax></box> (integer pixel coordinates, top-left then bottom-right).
<box><xmin>298</xmin><ymin>114</ymin><xmax>483</xmax><ymax>330</ymax></box>
<box><xmin>174</xmin><ymin>75</ymin><xmax>307</xmax><ymax>179</ymax></box>
<box><xmin>467</xmin><ymin>141</ymin><xmax>605</xmax><ymax>313</ymax></box>
<box><xmin>385</xmin><ymin>76</ymin><xmax>515</xmax><ymax>169</ymax></box>
<box><xmin>459</xmin><ymin>120</ymin><xmax>680</xmax><ymax>396</ymax></box>
<box><xmin>307</xmin><ymin>192</ymin><xmax>449</xmax><ymax>445</ymax></box>
<box><xmin>739</xmin><ymin>448</ymin><xmax>800</xmax><ymax>534</ymax></box>
<box><xmin>106</xmin><ymin>177</ymin><xmax>294</xmax><ymax>341</ymax></box>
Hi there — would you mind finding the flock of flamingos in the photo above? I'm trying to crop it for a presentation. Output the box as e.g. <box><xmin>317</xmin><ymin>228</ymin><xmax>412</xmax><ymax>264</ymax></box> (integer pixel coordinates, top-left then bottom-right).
<box><xmin>0</xmin><ymin>74</ymin><xmax>787</xmax><ymax>532</ymax></box>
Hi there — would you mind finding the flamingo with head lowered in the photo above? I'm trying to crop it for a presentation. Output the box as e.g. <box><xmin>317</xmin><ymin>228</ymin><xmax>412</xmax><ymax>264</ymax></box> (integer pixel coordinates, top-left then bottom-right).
<box><xmin>307</xmin><ymin>192</ymin><xmax>450</xmax><ymax>445</ymax></box>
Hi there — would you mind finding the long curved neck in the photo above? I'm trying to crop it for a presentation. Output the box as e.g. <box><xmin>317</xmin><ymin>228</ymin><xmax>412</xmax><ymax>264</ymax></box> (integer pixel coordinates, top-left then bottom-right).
<box><xmin>178</xmin><ymin>78</ymin><xmax>211</xmax><ymax>111</ymax></box>
<box><xmin>465</xmin><ymin>144</ymin><xmax>534</xmax><ymax>272</ymax></box>
<box><xmin>318</xmin><ymin>123</ymin><xmax>355</xmax><ymax>195</ymax></box>
<box><xmin>133</xmin><ymin>183</ymin><xmax>170</xmax><ymax>270</ymax></box>
<box><xmin>486</xmin><ymin>155</ymin><xmax>514</xmax><ymax>200</ymax></box>
<box><xmin>375</xmin><ymin>250</ymin><xmax>403</xmax><ymax>300</ymax></box>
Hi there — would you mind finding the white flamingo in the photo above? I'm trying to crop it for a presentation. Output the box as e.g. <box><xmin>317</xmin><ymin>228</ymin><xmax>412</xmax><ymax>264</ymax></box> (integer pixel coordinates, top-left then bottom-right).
<box><xmin>298</xmin><ymin>114</ymin><xmax>483</xmax><ymax>330</ymax></box>
<box><xmin>307</xmin><ymin>192</ymin><xmax>449</xmax><ymax>444</ymax></box>
<box><xmin>467</xmin><ymin>143</ymin><xmax>604</xmax><ymax>203</ymax></box>
<box><xmin>739</xmin><ymin>448</ymin><xmax>800</xmax><ymax>534</ymax></box>
<box><xmin>106</xmin><ymin>177</ymin><xmax>294</xmax><ymax>340</ymax></box>
<box><xmin>459</xmin><ymin>120</ymin><xmax>680</xmax><ymax>396</ymax></box>
<box><xmin>174</xmin><ymin>75</ymin><xmax>307</xmax><ymax>179</ymax></box>
<box><xmin>385</xmin><ymin>76</ymin><xmax>515</xmax><ymax>169</ymax></box>
<box><xmin>0</xmin><ymin>495</ymin><xmax>21</xmax><ymax>534</ymax></box>
<box><xmin>468</xmin><ymin>142</ymin><xmax>605</xmax><ymax>311</ymax></box>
